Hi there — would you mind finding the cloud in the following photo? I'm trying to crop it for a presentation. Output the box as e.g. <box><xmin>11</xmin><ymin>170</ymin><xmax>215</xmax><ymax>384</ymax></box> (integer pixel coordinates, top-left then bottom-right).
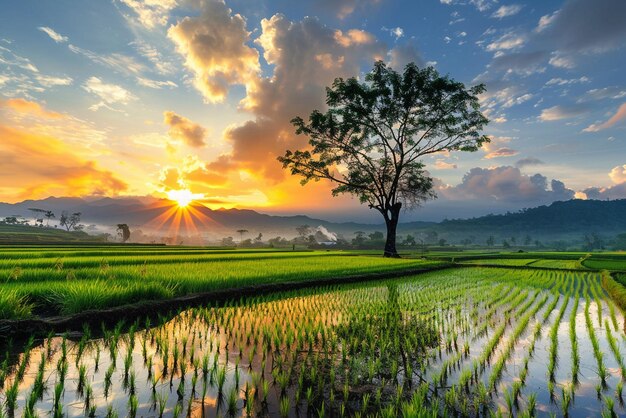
<box><xmin>482</xmin><ymin>136</ymin><xmax>518</xmax><ymax>159</ymax></box>
<box><xmin>583</xmin><ymin>103</ymin><xmax>626</xmax><ymax>132</ymax></box>
<box><xmin>167</xmin><ymin>0</ymin><xmax>260</xmax><ymax>103</ymax></box>
<box><xmin>317</xmin><ymin>0</ymin><xmax>381</xmax><ymax>19</ymax></box>
<box><xmin>609</xmin><ymin>164</ymin><xmax>626</xmax><ymax>184</ymax></box>
<box><xmin>515</xmin><ymin>157</ymin><xmax>544</xmax><ymax>168</ymax></box>
<box><xmin>35</xmin><ymin>75</ymin><xmax>73</xmax><ymax>87</ymax></box>
<box><xmin>491</xmin><ymin>4</ymin><xmax>522</xmax><ymax>18</ymax></box>
<box><xmin>38</xmin><ymin>26</ymin><xmax>68</xmax><ymax>43</ymax></box>
<box><xmin>137</xmin><ymin>77</ymin><xmax>177</xmax><ymax>89</ymax></box>
<box><xmin>541</xmin><ymin>0</ymin><xmax>626</xmax><ymax>54</ymax></box>
<box><xmin>580</xmin><ymin>87</ymin><xmax>626</xmax><ymax>101</ymax></box>
<box><xmin>0</xmin><ymin>98</ymin><xmax>65</xmax><ymax>119</ymax></box>
<box><xmin>547</xmin><ymin>52</ymin><xmax>575</xmax><ymax>69</ymax></box>
<box><xmin>221</xmin><ymin>14</ymin><xmax>385</xmax><ymax>180</ymax></box>
<box><xmin>539</xmin><ymin>103</ymin><xmax>589</xmax><ymax>121</ymax></box>
<box><xmin>163</xmin><ymin>111</ymin><xmax>207</xmax><ymax>147</ymax></box>
<box><xmin>118</xmin><ymin>0</ymin><xmax>177</xmax><ymax>29</ymax></box>
<box><xmin>545</xmin><ymin>76</ymin><xmax>589</xmax><ymax>86</ymax></box>
<box><xmin>489</xmin><ymin>50</ymin><xmax>547</xmax><ymax>76</ymax></box>
<box><xmin>582</xmin><ymin>183</ymin><xmax>626</xmax><ymax>200</ymax></box>
<box><xmin>439</xmin><ymin>166</ymin><xmax>575</xmax><ymax>203</ymax></box>
<box><xmin>68</xmin><ymin>44</ymin><xmax>146</xmax><ymax>76</ymax></box>
<box><xmin>82</xmin><ymin>76</ymin><xmax>136</xmax><ymax>111</ymax></box>
<box><xmin>440</xmin><ymin>0</ymin><xmax>497</xmax><ymax>12</ymax></box>
<box><xmin>131</xmin><ymin>40</ymin><xmax>176</xmax><ymax>75</ymax></box>
<box><xmin>485</xmin><ymin>32</ymin><xmax>525</xmax><ymax>52</ymax></box>
<box><xmin>382</xmin><ymin>26</ymin><xmax>404</xmax><ymax>40</ymax></box>
<box><xmin>535</xmin><ymin>11</ymin><xmax>559</xmax><ymax>33</ymax></box>
<box><xmin>434</xmin><ymin>159</ymin><xmax>458</xmax><ymax>170</ymax></box>
<box><xmin>0</xmin><ymin>125</ymin><xmax>127</xmax><ymax>201</ymax></box>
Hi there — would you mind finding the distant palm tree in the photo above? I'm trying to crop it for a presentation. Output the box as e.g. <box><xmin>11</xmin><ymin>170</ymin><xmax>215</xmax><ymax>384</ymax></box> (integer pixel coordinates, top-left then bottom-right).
<box><xmin>44</xmin><ymin>210</ymin><xmax>55</xmax><ymax>226</ymax></box>
<box><xmin>236</xmin><ymin>229</ymin><xmax>248</xmax><ymax>242</ymax></box>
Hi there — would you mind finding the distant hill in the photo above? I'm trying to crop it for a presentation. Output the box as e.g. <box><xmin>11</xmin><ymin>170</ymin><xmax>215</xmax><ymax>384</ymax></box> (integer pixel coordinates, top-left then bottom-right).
<box><xmin>0</xmin><ymin>224</ymin><xmax>108</xmax><ymax>244</ymax></box>
<box><xmin>0</xmin><ymin>197</ymin><xmax>624</xmax><ymax>243</ymax></box>
<box><xmin>429</xmin><ymin>199</ymin><xmax>626</xmax><ymax>241</ymax></box>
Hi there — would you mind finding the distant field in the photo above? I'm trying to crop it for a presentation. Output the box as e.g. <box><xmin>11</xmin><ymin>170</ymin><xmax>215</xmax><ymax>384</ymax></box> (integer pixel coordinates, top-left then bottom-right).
<box><xmin>0</xmin><ymin>246</ymin><xmax>444</xmax><ymax>320</ymax></box>
<box><xmin>459</xmin><ymin>258</ymin><xmax>537</xmax><ymax>266</ymax></box>
<box><xmin>582</xmin><ymin>257</ymin><xmax>626</xmax><ymax>271</ymax></box>
<box><xmin>0</xmin><ymin>224</ymin><xmax>107</xmax><ymax>243</ymax></box>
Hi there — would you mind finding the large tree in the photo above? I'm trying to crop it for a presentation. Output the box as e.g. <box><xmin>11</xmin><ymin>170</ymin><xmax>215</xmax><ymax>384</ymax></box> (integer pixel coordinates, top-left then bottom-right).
<box><xmin>279</xmin><ymin>61</ymin><xmax>489</xmax><ymax>257</ymax></box>
<box><xmin>117</xmin><ymin>224</ymin><xmax>131</xmax><ymax>243</ymax></box>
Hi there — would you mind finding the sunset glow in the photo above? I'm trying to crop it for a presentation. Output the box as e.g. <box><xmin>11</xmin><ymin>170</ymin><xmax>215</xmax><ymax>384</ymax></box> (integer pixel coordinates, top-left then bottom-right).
<box><xmin>167</xmin><ymin>189</ymin><xmax>197</xmax><ymax>208</ymax></box>
<box><xmin>0</xmin><ymin>0</ymin><xmax>624</xmax><ymax>222</ymax></box>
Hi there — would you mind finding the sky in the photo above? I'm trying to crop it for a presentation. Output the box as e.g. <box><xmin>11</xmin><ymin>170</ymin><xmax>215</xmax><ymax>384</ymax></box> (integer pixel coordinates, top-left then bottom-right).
<box><xmin>0</xmin><ymin>0</ymin><xmax>625</xmax><ymax>222</ymax></box>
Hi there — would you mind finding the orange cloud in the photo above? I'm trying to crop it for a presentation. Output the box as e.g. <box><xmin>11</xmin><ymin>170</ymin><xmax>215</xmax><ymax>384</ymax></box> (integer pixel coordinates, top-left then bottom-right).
<box><xmin>0</xmin><ymin>98</ymin><xmax>65</xmax><ymax>119</ymax></box>
<box><xmin>583</xmin><ymin>102</ymin><xmax>626</xmax><ymax>132</ymax></box>
<box><xmin>163</xmin><ymin>111</ymin><xmax>207</xmax><ymax>147</ymax></box>
<box><xmin>0</xmin><ymin>125</ymin><xmax>127</xmax><ymax>202</ymax></box>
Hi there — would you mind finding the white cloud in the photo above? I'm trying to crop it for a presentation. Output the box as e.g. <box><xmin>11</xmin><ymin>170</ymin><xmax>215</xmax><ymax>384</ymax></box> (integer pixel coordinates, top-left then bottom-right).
<box><xmin>534</xmin><ymin>11</ymin><xmax>559</xmax><ymax>33</ymax></box>
<box><xmin>539</xmin><ymin>104</ymin><xmax>589</xmax><ymax>121</ymax></box>
<box><xmin>35</xmin><ymin>75</ymin><xmax>73</xmax><ymax>87</ymax></box>
<box><xmin>548</xmin><ymin>52</ymin><xmax>575</xmax><ymax>69</ymax></box>
<box><xmin>69</xmin><ymin>44</ymin><xmax>146</xmax><ymax>75</ymax></box>
<box><xmin>118</xmin><ymin>0</ymin><xmax>177</xmax><ymax>29</ymax></box>
<box><xmin>167</xmin><ymin>0</ymin><xmax>260</xmax><ymax>103</ymax></box>
<box><xmin>82</xmin><ymin>76</ymin><xmax>136</xmax><ymax>111</ymax></box>
<box><xmin>131</xmin><ymin>40</ymin><xmax>176</xmax><ymax>75</ymax></box>
<box><xmin>137</xmin><ymin>77</ymin><xmax>177</xmax><ymax>89</ymax></box>
<box><xmin>491</xmin><ymin>4</ymin><xmax>522</xmax><ymax>19</ymax></box>
<box><xmin>580</xmin><ymin>87</ymin><xmax>626</xmax><ymax>101</ymax></box>
<box><xmin>38</xmin><ymin>26</ymin><xmax>68</xmax><ymax>43</ymax></box>
<box><xmin>486</xmin><ymin>32</ymin><xmax>525</xmax><ymax>52</ymax></box>
<box><xmin>545</xmin><ymin>76</ymin><xmax>589</xmax><ymax>86</ymax></box>
<box><xmin>382</xmin><ymin>26</ymin><xmax>404</xmax><ymax>40</ymax></box>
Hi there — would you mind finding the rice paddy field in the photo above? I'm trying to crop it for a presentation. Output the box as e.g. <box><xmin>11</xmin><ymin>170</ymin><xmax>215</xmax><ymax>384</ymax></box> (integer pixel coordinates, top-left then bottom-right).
<box><xmin>2</xmin><ymin>264</ymin><xmax>626</xmax><ymax>417</ymax></box>
<box><xmin>0</xmin><ymin>246</ymin><xmax>444</xmax><ymax>320</ymax></box>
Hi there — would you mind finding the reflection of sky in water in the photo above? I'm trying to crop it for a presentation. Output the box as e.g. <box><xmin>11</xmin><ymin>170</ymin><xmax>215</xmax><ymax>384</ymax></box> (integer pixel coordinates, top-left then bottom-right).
<box><xmin>1</xmin><ymin>271</ymin><xmax>624</xmax><ymax>417</ymax></box>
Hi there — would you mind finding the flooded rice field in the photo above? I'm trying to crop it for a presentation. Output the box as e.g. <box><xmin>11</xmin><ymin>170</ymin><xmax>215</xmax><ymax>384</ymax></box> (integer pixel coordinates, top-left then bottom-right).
<box><xmin>1</xmin><ymin>267</ymin><xmax>624</xmax><ymax>417</ymax></box>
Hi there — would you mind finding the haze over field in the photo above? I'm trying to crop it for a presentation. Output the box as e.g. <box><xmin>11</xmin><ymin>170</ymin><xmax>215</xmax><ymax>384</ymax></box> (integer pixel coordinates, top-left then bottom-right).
<box><xmin>0</xmin><ymin>0</ymin><xmax>625</xmax><ymax>224</ymax></box>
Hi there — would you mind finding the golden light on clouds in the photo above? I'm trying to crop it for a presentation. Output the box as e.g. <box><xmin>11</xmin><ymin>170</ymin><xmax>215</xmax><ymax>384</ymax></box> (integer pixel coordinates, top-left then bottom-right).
<box><xmin>0</xmin><ymin>125</ymin><xmax>127</xmax><ymax>202</ymax></box>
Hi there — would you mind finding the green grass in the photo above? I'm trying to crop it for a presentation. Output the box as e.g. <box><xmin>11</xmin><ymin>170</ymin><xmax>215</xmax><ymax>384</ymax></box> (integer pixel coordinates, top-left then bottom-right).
<box><xmin>0</xmin><ymin>246</ymin><xmax>444</xmax><ymax>319</ymax></box>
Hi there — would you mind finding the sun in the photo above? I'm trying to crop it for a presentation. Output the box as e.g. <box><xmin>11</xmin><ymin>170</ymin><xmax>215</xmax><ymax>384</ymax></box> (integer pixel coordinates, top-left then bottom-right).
<box><xmin>167</xmin><ymin>189</ymin><xmax>196</xmax><ymax>208</ymax></box>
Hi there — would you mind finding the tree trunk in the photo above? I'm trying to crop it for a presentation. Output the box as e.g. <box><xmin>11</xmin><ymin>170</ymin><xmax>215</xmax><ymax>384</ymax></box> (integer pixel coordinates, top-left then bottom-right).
<box><xmin>383</xmin><ymin>203</ymin><xmax>402</xmax><ymax>258</ymax></box>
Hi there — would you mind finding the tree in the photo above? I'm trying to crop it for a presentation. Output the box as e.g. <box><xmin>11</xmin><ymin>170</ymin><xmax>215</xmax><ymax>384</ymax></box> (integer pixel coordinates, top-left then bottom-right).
<box><xmin>28</xmin><ymin>208</ymin><xmax>46</xmax><ymax>226</ymax></box>
<box><xmin>236</xmin><ymin>229</ymin><xmax>248</xmax><ymax>242</ymax></box>
<box><xmin>296</xmin><ymin>225</ymin><xmax>311</xmax><ymax>239</ymax></box>
<box><xmin>44</xmin><ymin>210</ymin><xmax>55</xmax><ymax>227</ymax></box>
<box><xmin>279</xmin><ymin>61</ymin><xmax>488</xmax><ymax>257</ymax></box>
<box><xmin>524</xmin><ymin>234</ymin><xmax>532</xmax><ymax>246</ymax></box>
<box><xmin>402</xmin><ymin>234</ymin><xmax>416</xmax><ymax>246</ymax></box>
<box><xmin>116</xmin><ymin>224</ymin><xmax>131</xmax><ymax>243</ymax></box>
<box><xmin>221</xmin><ymin>236</ymin><xmax>235</xmax><ymax>246</ymax></box>
<box><xmin>254</xmin><ymin>233</ymin><xmax>263</xmax><ymax>243</ymax></box>
<box><xmin>368</xmin><ymin>231</ymin><xmax>384</xmax><ymax>241</ymax></box>
<box><xmin>486</xmin><ymin>236</ymin><xmax>495</xmax><ymax>247</ymax></box>
<box><xmin>352</xmin><ymin>231</ymin><xmax>366</xmax><ymax>246</ymax></box>
<box><xmin>59</xmin><ymin>211</ymin><xmax>81</xmax><ymax>231</ymax></box>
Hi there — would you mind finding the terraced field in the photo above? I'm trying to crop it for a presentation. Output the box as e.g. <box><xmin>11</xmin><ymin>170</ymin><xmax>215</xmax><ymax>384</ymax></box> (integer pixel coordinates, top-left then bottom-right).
<box><xmin>2</xmin><ymin>267</ymin><xmax>625</xmax><ymax>417</ymax></box>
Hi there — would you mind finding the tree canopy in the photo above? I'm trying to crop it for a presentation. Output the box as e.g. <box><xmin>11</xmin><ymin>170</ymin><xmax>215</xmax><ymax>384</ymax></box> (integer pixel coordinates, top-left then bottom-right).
<box><xmin>279</xmin><ymin>61</ymin><xmax>489</xmax><ymax>256</ymax></box>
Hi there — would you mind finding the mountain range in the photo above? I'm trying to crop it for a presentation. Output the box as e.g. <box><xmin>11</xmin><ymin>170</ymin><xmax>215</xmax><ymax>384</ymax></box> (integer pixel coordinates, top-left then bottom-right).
<box><xmin>1</xmin><ymin>196</ymin><xmax>625</xmax><ymax>243</ymax></box>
